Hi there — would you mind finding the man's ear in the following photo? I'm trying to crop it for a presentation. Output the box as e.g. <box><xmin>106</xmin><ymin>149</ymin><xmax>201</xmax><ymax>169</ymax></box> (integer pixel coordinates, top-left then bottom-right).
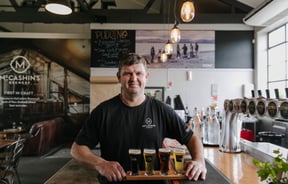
<box><xmin>145</xmin><ymin>72</ymin><xmax>150</xmax><ymax>80</ymax></box>
<box><xmin>117</xmin><ymin>72</ymin><xmax>121</xmax><ymax>82</ymax></box>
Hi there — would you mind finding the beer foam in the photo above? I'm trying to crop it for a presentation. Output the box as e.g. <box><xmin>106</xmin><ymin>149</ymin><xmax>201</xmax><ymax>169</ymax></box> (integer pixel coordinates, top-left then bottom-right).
<box><xmin>173</xmin><ymin>148</ymin><xmax>185</xmax><ymax>154</ymax></box>
<box><xmin>158</xmin><ymin>148</ymin><xmax>171</xmax><ymax>153</ymax></box>
<box><xmin>129</xmin><ymin>149</ymin><xmax>141</xmax><ymax>154</ymax></box>
<box><xmin>143</xmin><ymin>148</ymin><xmax>156</xmax><ymax>154</ymax></box>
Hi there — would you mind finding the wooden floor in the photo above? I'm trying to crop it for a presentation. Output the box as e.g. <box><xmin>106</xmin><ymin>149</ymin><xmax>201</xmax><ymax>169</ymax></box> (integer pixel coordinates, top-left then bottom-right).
<box><xmin>203</xmin><ymin>146</ymin><xmax>265</xmax><ymax>184</ymax></box>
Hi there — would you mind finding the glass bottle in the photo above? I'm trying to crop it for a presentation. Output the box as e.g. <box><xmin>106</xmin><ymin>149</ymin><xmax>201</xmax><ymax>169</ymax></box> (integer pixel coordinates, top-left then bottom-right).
<box><xmin>192</xmin><ymin>107</ymin><xmax>202</xmax><ymax>141</ymax></box>
<box><xmin>210</xmin><ymin>108</ymin><xmax>220</xmax><ymax>145</ymax></box>
<box><xmin>203</xmin><ymin>107</ymin><xmax>211</xmax><ymax>144</ymax></box>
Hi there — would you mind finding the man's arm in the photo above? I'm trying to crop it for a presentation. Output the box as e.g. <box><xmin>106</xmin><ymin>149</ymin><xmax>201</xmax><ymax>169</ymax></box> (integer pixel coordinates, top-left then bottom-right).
<box><xmin>70</xmin><ymin>142</ymin><xmax>126</xmax><ymax>182</ymax></box>
<box><xmin>184</xmin><ymin>134</ymin><xmax>207</xmax><ymax>181</ymax></box>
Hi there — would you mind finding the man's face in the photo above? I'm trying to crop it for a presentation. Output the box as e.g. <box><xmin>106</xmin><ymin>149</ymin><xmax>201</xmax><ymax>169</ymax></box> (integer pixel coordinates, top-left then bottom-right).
<box><xmin>117</xmin><ymin>63</ymin><xmax>149</xmax><ymax>96</ymax></box>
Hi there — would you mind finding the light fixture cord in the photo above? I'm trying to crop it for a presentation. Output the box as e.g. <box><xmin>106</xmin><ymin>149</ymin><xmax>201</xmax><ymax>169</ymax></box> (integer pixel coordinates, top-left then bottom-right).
<box><xmin>173</xmin><ymin>0</ymin><xmax>180</xmax><ymax>26</ymax></box>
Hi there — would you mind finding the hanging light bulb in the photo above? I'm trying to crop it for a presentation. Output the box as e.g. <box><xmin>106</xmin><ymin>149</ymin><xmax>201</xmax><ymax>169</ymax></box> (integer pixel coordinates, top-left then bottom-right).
<box><xmin>170</xmin><ymin>24</ymin><xmax>181</xmax><ymax>43</ymax></box>
<box><xmin>160</xmin><ymin>51</ymin><xmax>168</xmax><ymax>62</ymax></box>
<box><xmin>164</xmin><ymin>40</ymin><xmax>173</xmax><ymax>55</ymax></box>
<box><xmin>180</xmin><ymin>0</ymin><xmax>195</xmax><ymax>22</ymax></box>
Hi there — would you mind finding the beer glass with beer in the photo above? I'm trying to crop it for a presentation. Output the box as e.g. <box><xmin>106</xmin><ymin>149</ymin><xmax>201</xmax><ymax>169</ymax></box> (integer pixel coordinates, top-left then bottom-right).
<box><xmin>173</xmin><ymin>148</ymin><xmax>185</xmax><ymax>174</ymax></box>
<box><xmin>128</xmin><ymin>149</ymin><xmax>141</xmax><ymax>176</ymax></box>
<box><xmin>143</xmin><ymin>148</ymin><xmax>156</xmax><ymax>176</ymax></box>
<box><xmin>158</xmin><ymin>148</ymin><xmax>171</xmax><ymax>175</ymax></box>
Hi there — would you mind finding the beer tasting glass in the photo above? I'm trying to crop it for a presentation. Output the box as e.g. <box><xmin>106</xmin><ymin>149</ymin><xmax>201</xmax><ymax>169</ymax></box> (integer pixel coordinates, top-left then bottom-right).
<box><xmin>128</xmin><ymin>149</ymin><xmax>141</xmax><ymax>176</ymax></box>
<box><xmin>158</xmin><ymin>148</ymin><xmax>171</xmax><ymax>175</ymax></box>
<box><xmin>173</xmin><ymin>148</ymin><xmax>185</xmax><ymax>174</ymax></box>
<box><xmin>143</xmin><ymin>148</ymin><xmax>156</xmax><ymax>176</ymax></box>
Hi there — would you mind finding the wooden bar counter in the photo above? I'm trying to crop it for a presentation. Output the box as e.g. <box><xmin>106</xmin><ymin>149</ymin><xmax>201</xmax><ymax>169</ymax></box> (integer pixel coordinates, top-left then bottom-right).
<box><xmin>45</xmin><ymin>145</ymin><xmax>266</xmax><ymax>184</ymax></box>
<box><xmin>203</xmin><ymin>146</ymin><xmax>265</xmax><ymax>184</ymax></box>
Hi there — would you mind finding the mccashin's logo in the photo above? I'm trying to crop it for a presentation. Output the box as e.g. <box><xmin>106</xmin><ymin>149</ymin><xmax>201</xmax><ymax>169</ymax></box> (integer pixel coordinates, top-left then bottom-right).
<box><xmin>10</xmin><ymin>56</ymin><xmax>31</xmax><ymax>74</ymax></box>
<box><xmin>142</xmin><ymin>118</ymin><xmax>156</xmax><ymax>129</ymax></box>
<box><xmin>0</xmin><ymin>55</ymin><xmax>40</xmax><ymax>85</ymax></box>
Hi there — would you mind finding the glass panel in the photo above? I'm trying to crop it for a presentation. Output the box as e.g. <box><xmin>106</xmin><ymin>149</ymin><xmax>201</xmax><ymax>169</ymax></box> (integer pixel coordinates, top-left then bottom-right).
<box><xmin>268</xmin><ymin>26</ymin><xmax>285</xmax><ymax>47</ymax></box>
<box><xmin>268</xmin><ymin>44</ymin><xmax>286</xmax><ymax>81</ymax></box>
<box><xmin>269</xmin><ymin>81</ymin><xmax>286</xmax><ymax>98</ymax></box>
<box><xmin>67</xmin><ymin>71</ymin><xmax>90</xmax><ymax>113</ymax></box>
<box><xmin>286</xmin><ymin>23</ymin><xmax>288</xmax><ymax>41</ymax></box>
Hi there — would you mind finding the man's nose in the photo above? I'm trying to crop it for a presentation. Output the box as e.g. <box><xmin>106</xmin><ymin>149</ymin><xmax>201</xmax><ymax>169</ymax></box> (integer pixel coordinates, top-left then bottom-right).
<box><xmin>130</xmin><ymin>73</ymin><xmax>137</xmax><ymax>80</ymax></box>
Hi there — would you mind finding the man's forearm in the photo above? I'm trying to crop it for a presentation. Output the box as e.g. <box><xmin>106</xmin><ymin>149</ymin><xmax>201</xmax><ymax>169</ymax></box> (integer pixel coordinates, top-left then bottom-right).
<box><xmin>187</xmin><ymin>135</ymin><xmax>205</xmax><ymax>163</ymax></box>
<box><xmin>70</xmin><ymin>142</ymin><xmax>105</xmax><ymax>171</ymax></box>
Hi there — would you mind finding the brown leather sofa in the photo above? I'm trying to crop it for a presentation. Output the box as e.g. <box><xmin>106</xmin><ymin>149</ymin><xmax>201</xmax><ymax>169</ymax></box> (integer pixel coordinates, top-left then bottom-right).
<box><xmin>22</xmin><ymin>117</ymin><xmax>65</xmax><ymax>156</ymax></box>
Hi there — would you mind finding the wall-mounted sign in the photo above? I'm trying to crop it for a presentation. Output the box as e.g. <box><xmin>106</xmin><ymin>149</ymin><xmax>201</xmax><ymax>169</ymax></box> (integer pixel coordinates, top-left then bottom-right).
<box><xmin>91</xmin><ymin>30</ymin><xmax>135</xmax><ymax>67</ymax></box>
<box><xmin>0</xmin><ymin>55</ymin><xmax>41</xmax><ymax>108</ymax></box>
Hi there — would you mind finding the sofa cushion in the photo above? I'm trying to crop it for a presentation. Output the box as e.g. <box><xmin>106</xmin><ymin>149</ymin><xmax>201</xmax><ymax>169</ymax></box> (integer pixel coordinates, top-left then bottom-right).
<box><xmin>22</xmin><ymin>117</ymin><xmax>65</xmax><ymax>156</ymax></box>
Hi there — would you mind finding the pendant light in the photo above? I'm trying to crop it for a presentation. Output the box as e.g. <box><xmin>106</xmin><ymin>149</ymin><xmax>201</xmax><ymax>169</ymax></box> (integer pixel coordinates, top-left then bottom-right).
<box><xmin>160</xmin><ymin>51</ymin><xmax>168</xmax><ymax>62</ymax></box>
<box><xmin>170</xmin><ymin>23</ymin><xmax>181</xmax><ymax>43</ymax></box>
<box><xmin>180</xmin><ymin>0</ymin><xmax>195</xmax><ymax>22</ymax></box>
<box><xmin>164</xmin><ymin>40</ymin><xmax>173</xmax><ymax>55</ymax></box>
<box><xmin>45</xmin><ymin>0</ymin><xmax>73</xmax><ymax>15</ymax></box>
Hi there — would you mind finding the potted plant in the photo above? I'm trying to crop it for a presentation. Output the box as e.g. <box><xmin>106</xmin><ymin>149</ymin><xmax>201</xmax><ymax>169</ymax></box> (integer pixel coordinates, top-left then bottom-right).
<box><xmin>253</xmin><ymin>149</ymin><xmax>288</xmax><ymax>184</ymax></box>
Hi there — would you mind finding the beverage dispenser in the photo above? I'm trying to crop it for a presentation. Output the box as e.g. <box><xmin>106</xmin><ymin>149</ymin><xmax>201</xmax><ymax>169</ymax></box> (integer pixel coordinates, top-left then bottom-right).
<box><xmin>256</xmin><ymin>98</ymin><xmax>266</xmax><ymax>117</ymax></box>
<box><xmin>267</xmin><ymin>99</ymin><xmax>278</xmax><ymax>118</ymax></box>
<box><xmin>219</xmin><ymin>99</ymin><xmax>243</xmax><ymax>152</ymax></box>
<box><xmin>240</xmin><ymin>98</ymin><xmax>255</xmax><ymax>142</ymax></box>
<box><xmin>248</xmin><ymin>98</ymin><xmax>257</xmax><ymax>117</ymax></box>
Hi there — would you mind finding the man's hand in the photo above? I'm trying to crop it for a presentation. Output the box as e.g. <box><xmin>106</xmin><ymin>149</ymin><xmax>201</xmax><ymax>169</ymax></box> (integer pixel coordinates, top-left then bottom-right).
<box><xmin>184</xmin><ymin>160</ymin><xmax>207</xmax><ymax>181</ymax></box>
<box><xmin>96</xmin><ymin>160</ymin><xmax>127</xmax><ymax>182</ymax></box>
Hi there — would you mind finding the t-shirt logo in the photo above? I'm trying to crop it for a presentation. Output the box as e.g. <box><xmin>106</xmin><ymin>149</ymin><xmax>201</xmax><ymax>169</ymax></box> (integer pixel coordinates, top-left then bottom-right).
<box><xmin>142</xmin><ymin>118</ymin><xmax>156</xmax><ymax>129</ymax></box>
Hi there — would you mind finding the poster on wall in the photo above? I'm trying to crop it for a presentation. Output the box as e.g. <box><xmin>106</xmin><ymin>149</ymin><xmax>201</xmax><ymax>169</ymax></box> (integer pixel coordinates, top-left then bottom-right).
<box><xmin>136</xmin><ymin>30</ymin><xmax>215</xmax><ymax>68</ymax></box>
<box><xmin>0</xmin><ymin>38</ymin><xmax>90</xmax><ymax>128</ymax></box>
<box><xmin>91</xmin><ymin>30</ymin><xmax>135</xmax><ymax>67</ymax></box>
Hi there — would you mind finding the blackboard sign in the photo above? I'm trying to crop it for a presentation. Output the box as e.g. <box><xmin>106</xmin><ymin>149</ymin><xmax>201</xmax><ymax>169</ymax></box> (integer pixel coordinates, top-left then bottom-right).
<box><xmin>215</xmin><ymin>31</ymin><xmax>254</xmax><ymax>68</ymax></box>
<box><xmin>91</xmin><ymin>30</ymin><xmax>135</xmax><ymax>67</ymax></box>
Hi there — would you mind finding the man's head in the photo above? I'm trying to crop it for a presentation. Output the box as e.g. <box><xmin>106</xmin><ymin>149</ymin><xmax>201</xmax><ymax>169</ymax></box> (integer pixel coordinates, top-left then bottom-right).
<box><xmin>117</xmin><ymin>53</ymin><xmax>147</xmax><ymax>74</ymax></box>
<box><xmin>117</xmin><ymin>53</ymin><xmax>149</xmax><ymax>99</ymax></box>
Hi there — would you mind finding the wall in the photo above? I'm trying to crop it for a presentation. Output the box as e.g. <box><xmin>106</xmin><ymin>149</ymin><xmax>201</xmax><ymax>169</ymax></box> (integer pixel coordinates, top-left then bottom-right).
<box><xmin>89</xmin><ymin>23</ymin><xmax>254</xmax><ymax>113</ymax></box>
<box><xmin>0</xmin><ymin>23</ymin><xmax>255</xmax><ymax>113</ymax></box>
<box><xmin>91</xmin><ymin>68</ymin><xmax>253</xmax><ymax>113</ymax></box>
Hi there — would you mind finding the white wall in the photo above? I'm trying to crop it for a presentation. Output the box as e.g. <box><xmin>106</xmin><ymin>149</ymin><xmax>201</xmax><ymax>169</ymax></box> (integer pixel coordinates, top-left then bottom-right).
<box><xmin>91</xmin><ymin>68</ymin><xmax>253</xmax><ymax>113</ymax></box>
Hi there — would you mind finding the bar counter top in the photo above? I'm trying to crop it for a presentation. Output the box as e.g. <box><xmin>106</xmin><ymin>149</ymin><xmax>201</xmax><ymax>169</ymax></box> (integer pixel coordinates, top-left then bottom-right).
<box><xmin>203</xmin><ymin>146</ymin><xmax>264</xmax><ymax>184</ymax></box>
<box><xmin>45</xmin><ymin>145</ymin><xmax>268</xmax><ymax>184</ymax></box>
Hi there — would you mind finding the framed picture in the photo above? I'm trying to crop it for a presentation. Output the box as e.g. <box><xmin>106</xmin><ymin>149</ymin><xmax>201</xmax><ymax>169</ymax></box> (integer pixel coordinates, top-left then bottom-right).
<box><xmin>145</xmin><ymin>87</ymin><xmax>165</xmax><ymax>102</ymax></box>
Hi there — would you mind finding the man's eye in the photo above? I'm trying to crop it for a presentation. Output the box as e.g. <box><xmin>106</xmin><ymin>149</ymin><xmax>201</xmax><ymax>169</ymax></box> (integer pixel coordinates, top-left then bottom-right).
<box><xmin>123</xmin><ymin>72</ymin><xmax>131</xmax><ymax>76</ymax></box>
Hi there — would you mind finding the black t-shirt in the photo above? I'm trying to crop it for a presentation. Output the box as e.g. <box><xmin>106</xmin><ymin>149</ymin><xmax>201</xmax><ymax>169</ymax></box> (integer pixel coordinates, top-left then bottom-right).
<box><xmin>75</xmin><ymin>95</ymin><xmax>193</xmax><ymax>171</ymax></box>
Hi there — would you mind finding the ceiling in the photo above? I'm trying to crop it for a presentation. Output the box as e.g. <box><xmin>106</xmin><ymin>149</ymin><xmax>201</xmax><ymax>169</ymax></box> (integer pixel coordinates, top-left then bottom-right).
<box><xmin>0</xmin><ymin>0</ymin><xmax>265</xmax><ymax>24</ymax></box>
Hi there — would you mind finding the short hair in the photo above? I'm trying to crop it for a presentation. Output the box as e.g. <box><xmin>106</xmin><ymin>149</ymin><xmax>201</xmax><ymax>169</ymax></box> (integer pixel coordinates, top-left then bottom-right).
<box><xmin>118</xmin><ymin>53</ymin><xmax>147</xmax><ymax>73</ymax></box>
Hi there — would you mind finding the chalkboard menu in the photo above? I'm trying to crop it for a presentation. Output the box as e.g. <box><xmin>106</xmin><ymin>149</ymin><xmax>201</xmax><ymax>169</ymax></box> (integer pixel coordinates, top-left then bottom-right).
<box><xmin>91</xmin><ymin>30</ymin><xmax>135</xmax><ymax>67</ymax></box>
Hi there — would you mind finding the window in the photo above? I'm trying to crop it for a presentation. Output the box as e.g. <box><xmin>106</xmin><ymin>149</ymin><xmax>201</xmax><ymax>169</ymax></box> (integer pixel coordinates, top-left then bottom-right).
<box><xmin>267</xmin><ymin>23</ymin><xmax>288</xmax><ymax>98</ymax></box>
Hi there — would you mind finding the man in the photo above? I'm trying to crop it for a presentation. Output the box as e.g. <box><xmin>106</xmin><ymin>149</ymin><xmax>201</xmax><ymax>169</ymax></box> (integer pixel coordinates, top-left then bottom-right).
<box><xmin>71</xmin><ymin>53</ymin><xmax>207</xmax><ymax>183</ymax></box>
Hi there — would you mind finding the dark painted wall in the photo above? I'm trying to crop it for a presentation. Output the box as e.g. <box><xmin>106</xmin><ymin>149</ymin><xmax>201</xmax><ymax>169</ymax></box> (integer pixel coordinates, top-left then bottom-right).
<box><xmin>215</xmin><ymin>31</ymin><xmax>254</xmax><ymax>68</ymax></box>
